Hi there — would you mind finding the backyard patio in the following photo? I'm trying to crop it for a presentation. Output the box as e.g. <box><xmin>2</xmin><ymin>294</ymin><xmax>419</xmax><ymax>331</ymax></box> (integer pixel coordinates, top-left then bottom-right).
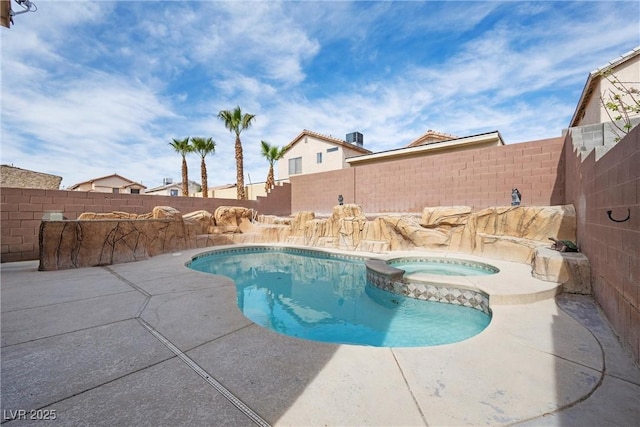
<box><xmin>2</xmin><ymin>247</ymin><xmax>638</xmax><ymax>426</ymax></box>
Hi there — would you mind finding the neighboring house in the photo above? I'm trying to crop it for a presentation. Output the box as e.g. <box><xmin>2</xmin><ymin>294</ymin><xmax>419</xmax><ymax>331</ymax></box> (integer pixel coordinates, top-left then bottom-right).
<box><xmin>278</xmin><ymin>130</ymin><xmax>373</xmax><ymax>180</ymax></box>
<box><xmin>207</xmin><ymin>183</ymin><xmax>238</xmax><ymax>199</ymax></box>
<box><xmin>146</xmin><ymin>180</ymin><xmax>200</xmax><ymax>197</ymax></box>
<box><xmin>569</xmin><ymin>46</ymin><xmax>640</xmax><ymax>153</ymax></box>
<box><xmin>570</xmin><ymin>46</ymin><xmax>640</xmax><ymax>128</ymax></box>
<box><xmin>207</xmin><ymin>181</ymin><xmax>287</xmax><ymax>200</ymax></box>
<box><xmin>405</xmin><ymin>130</ymin><xmax>458</xmax><ymax>148</ymax></box>
<box><xmin>346</xmin><ymin>131</ymin><xmax>505</xmax><ymax>167</ymax></box>
<box><xmin>0</xmin><ymin>165</ymin><xmax>62</xmax><ymax>189</ymax></box>
<box><xmin>68</xmin><ymin>173</ymin><xmax>146</xmax><ymax>194</ymax></box>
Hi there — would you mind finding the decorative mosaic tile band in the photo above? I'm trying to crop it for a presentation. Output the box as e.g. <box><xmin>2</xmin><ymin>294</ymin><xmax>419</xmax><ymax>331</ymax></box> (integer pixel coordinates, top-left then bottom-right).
<box><xmin>366</xmin><ymin>269</ymin><xmax>491</xmax><ymax>315</ymax></box>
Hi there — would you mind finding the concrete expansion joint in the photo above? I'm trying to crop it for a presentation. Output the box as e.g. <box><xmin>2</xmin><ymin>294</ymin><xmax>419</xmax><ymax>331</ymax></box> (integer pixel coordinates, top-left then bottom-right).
<box><xmin>390</xmin><ymin>348</ymin><xmax>428</xmax><ymax>426</ymax></box>
<box><xmin>102</xmin><ymin>266</ymin><xmax>151</xmax><ymax>298</ymax></box>
<box><xmin>515</xmin><ymin>301</ymin><xmax>609</xmax><ymax>425</ymax></box>
<box><xmin>19</xmin><ymin>357</ymin><xmax>174</xmax><ymax>418</ymax></box>
<box><xmin>606</xmin><ymin>371</ymin><xmax>640</xmax><ymax>387</ymax></box>
<box><xmin>136</xmin><ymin>318</ymin><xmax>270</xmax><ymax>427</ymax></box>
<box><xmin>102</xmin><ymin>266</ymin><xmax>151</xmax><ymax>318</ymax></box>
<box><xmin>100</xmin><ymin>267</ymin><xmax>270</xmax><ymax>426</ymax></box>
<box><xmin>0</xmin><ymin>318</ymin><xmax>135</xmax><ymax>350</ymax></box>
<box><xmin>182</xmin><ymin>323</ymin><xmax>256</xmax><ymax>355</ymax></box>
<box><xmin>0</xmin><ymin>289</ymin><xmax>137</xmax><ymax>315</ymax></box>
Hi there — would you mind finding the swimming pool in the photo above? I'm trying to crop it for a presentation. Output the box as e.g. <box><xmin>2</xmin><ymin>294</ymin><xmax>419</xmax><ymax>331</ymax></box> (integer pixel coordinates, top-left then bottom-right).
<box><xmin>188</xmin><ymin>247</ymin><xmax>491</xmax><ymax>347</ymax></box>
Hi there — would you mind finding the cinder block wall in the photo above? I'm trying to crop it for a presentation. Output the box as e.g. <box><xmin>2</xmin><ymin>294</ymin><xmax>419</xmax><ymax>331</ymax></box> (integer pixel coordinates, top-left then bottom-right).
<box><xmin>292</xmin><ymin>137</ymin><xmax>565</xmax><ymax>214</ymax></box>
<box><xmin>256</xmin><ymin>182</ymin><xmax>292</xmax><ymax>217</ymax></box>
<box><xmin>291</xmin><ymin>169</ymin><xmax>355</xmax><ymax>215</ymax></box>
<box><xmin>570</xmin><ymin>118</ymin><xmax>640</xmax><ymax>153</ymax></box>
<box><xmin>0</xmin><ymin>189</ymin><xmax>288</xmax><ymax>263</ymax></box>
<box><xmin>564</xmin><ymin>125</ymin><xmax>640</xmax><ymax>364</ymax></box>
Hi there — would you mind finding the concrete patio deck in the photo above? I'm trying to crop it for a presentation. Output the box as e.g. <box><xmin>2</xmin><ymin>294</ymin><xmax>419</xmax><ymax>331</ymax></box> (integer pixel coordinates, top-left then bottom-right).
<box><xmin>1</xmin><ymin>247</ymin><xmax>639</xmax><ymax>426</ymax></box>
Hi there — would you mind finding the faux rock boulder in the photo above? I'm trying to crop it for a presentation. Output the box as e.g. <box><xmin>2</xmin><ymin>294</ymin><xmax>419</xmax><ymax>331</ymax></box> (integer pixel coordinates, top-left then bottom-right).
<box><xmin>474</xmin><ymin>205</ymin><xmax>576</xmax><ymax>241</ymax></box>
<box><xmin>362</xmin><ymin>216</ymin><xmax>450</xmax><ymax>251</ymax></box>
<box><xmin>469</xmin><ymin>206</ymin><xmax>577</xmax><ymax>263</ymax></box>
<box><xmin>183</xmin><ymin>210</ymin><xmax>216</xmax><ymax>234</ymax></box>
<box><xmin>39</xmin><ymin>216</ymin><xmax>197</xmax><ymax>270</ymax></box>
<box><xmin>420</xmin><ymin>206</ymin><xmax>472</xmax><ymax>228</ymax></box>
<box><xmin>532</xmin><ymin>247</ymin><xmax>591</xmax><ymax>293</ymax></box>
<box><xmin>291</xmin><ymin>211</ymin><xmax>315</xmax><ymax>236</ymax></box>
<box><xmin>77</xmin><ymin>211</ymin><xmax>141</xmax><ymax>220</ymax></box>
<box><xmin>214</xmin><ymin>206</ymin><xmax>256</xmax><ymax>233</ymax></box>
<box><xmin>152</xmin><ymin>206</ymin><xmax>182</xmax><ymax>220</ymax></box>
<box><xmin>330</xmin><ymin>204</ymin><xmax>367</xmax><ymax>249</ymax></box>
<box><xmin>76</xmin><ymin>206</ymin><xmax>184</xmax><ymax>221</ymax></box>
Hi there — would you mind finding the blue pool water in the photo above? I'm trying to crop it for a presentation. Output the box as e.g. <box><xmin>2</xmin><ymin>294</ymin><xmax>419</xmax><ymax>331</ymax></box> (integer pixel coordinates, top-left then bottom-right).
<box><xmin>388</xmin><ymin>258</ymin><xmax>499</xmax><ymax>276</ymax></box>
<box><xmin>188</xmin><ymin>248</ymin><xmax>491</xmax><ymax>347</ymax></box>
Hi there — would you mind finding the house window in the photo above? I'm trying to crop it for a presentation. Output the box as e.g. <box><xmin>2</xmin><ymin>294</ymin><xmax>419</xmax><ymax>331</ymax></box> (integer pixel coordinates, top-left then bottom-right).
<box><xmin>289</xmin><ymin>157</ymin><xmax>302</xmax><ymax>175</ymax></box>
<box><xmin>327</xmin><ymin>147</ymin><xmax>338</xmax><ymax>153</ymax></box>
<box><xmin>317</xmin><ymin>152</ymin><xmax>323</xmax><ymax>163</ymax></box>
<box><xmin>112</xmin><ymin>188</ymin><xmax>119</xmax><ymax>194</ymax></box>
<box><xmin>130</xmin><ymin>189</ymin><xmax>140</xmax><ymax>194</ymax></box>
<box><xmin>170</xmin><ymin>189</ymin><xmax>179</xmax><ymax>197</ymax></box>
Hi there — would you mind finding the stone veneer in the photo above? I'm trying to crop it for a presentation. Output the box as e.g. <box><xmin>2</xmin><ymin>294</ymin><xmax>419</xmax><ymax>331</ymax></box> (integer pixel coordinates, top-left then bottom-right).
<box><xmin>39</xmin><ymin>202</ymin><xmax>588</xmax><ymax>295</ymax></box>
<box><xmin>280</xmin><ymin>203</ymin><xmax>578</xmax><ymax>264</ymax></box>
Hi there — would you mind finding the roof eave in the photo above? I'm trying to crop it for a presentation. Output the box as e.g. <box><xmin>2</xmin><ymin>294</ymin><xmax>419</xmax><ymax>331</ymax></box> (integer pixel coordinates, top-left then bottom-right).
<box><xmin>282</xmin><ymin>129</ymin><xmax>372</xmax><ymax>156</ymax></box>
<box><xmin>347</xmin><ymin>131</ymin><xmax>503</xmax><ymax>165</ymax></box>
<box><xmin>569</xmin><ymin>46</ymin><xmax>640</xmax><ymax>128</ymax></box>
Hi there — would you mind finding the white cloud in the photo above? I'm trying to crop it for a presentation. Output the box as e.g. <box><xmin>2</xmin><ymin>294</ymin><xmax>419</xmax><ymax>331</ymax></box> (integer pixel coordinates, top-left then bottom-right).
<box><xmin>1</xmin><ymin>1</ymin><xmax>639</xmax><ymax>189</ymax></box>
<box><xmin>4</xmin><ymin>70</ymin><xmax>174</xmax><ymax>139</ymax></box>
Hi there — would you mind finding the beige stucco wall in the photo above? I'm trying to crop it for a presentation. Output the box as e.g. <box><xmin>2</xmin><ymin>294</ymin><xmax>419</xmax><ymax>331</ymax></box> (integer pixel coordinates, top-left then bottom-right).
<box><xmin>74</xmin><ymin>182</ymin><xmax>94</xmax><ymax>192</ymax></box>
<box><xmin>279</xmin><ymin>135</ymin><xmax>364</xmax><ymax>180</ymax></box>
<box><xmin>147</xmin><ymin>186</ymin><xmax>181</xmax><ymax>197</ymax></box>
<box><xmin>94</xmin><ymin>176</ymin><xmax>136</xmax><ymax>192</ymax></box>
<box><xmin>578</xmin><ymin>55</ymin><xmax>640</xmax><ymax>127</ymax></box>
<box><xmin>73</xmin><ymin>176</ymin><xmax>145</xmax><ymax>193</ymax></box>
<box><xmin>208</xmin><ymin>181</ymin><xmax>287</xmax><ymax>200</ymax></box>
<box><xmin>147</xmin><ymin>182</ymin><xmax>200</xmax><ymax>197</ymax></box>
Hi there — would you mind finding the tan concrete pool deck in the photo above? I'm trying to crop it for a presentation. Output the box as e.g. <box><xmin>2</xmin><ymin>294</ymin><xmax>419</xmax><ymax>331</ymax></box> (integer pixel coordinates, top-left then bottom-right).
<box><xmin>1</xmin><ymin>246</ymin><xmax>639</xmax><ymax>426</ymax></box>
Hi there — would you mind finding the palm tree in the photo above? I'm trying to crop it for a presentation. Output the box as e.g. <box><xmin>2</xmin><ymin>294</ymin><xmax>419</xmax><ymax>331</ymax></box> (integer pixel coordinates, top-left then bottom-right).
<box><xmin>217</xmin><ymin>106</ymin><xmax>256</xmax><ymax>200</ymax></box>
<box><xmin>190</xmin><ymin>137</ymin><xmax>216</xmax><ymax>198</ymax></box>
<box><xmin>260</xmin><ymin>140</ymin><xmax>285</xmax><ymax>193</ymax></box>
<box><xmin>169</xmin><ymin>137</ymin><xmax>192</xmax><ymax>196</ymax></box>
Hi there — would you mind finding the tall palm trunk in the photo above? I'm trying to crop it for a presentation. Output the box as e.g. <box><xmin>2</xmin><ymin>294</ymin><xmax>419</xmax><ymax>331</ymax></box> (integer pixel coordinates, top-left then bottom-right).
<box><xmin>181</xmin><ymin>156</ymin><xmax>189</xmax><ymax>196</ymax></box>
<box><xmin>235</xmin><ymin>134</ymin><xmax>245</xmax><ymax>200</ymax></box>
<box><xmin>170</xmin><ymin>137</ymin><xmax>192</xmax><ymax>197</ymax></box>
<box><xmin>260</xmin><ymin>140</ymin><xmax>284</xmax><ymax>194</ymax></box>
<box><xmin>201</xmin><ymin>157</ymin><xmax>208</xmax><ymax>198</ymax></box>
<box><xmin>265</xmin><ymin>163</ymin><xmax>275</xmax><ymax>193</ymax></box>
<box><xmin>218</xmin><ymin>107</ymin><xmax>254</xmax><ymax>201</ymax></box>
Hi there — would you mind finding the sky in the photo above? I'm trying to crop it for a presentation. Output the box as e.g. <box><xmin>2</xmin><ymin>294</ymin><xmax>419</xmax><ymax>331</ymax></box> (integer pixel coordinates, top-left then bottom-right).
<box><xmin>1</xmin><ymin>1</ymin><xmax>639</xmax><ymax>190</ymax></box>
